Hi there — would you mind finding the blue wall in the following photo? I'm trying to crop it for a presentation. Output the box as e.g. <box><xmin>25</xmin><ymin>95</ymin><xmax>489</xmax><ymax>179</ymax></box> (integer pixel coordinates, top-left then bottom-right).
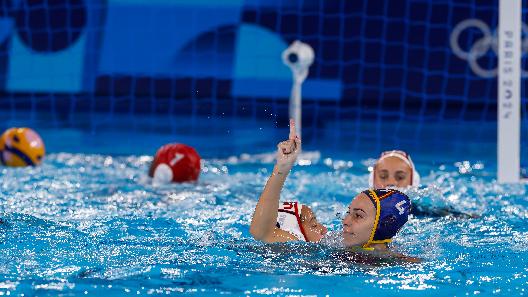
<box><xmin>0</xmin><ymin>0</ymin><xmax>522</xmax><ymax>121</ymax></box>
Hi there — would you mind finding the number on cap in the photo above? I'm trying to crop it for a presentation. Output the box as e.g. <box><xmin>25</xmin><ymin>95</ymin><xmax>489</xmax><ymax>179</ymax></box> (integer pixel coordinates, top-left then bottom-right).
<box><xmin>395</xmin><ymin>201</ymin><xmax>407</xmax><ymax>215</ymax></box>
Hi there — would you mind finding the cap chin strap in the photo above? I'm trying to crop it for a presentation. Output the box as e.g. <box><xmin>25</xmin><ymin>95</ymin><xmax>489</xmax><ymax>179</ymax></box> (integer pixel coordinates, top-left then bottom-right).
<box><xmin>362</xmin><ymin>189</ymin><xmax>392</xmax><ymax>251</ymax></box>
<box><xmin>294</xmin><ymin>203</ymin><xmax>308</xmax><ymax>241</ymax></box>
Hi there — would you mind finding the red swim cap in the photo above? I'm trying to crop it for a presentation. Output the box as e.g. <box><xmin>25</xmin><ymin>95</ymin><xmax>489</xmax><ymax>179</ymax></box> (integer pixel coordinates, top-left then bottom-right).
<box><xmin>148</xmin><ymin>143</ymin><xmax>201</xmax><ymax>183</ymax></box>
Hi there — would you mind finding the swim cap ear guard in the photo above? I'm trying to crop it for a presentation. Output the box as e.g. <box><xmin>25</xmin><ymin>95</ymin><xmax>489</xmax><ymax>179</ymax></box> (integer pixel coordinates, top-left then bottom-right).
<box><xmin>361</xmin><ymin>189</ymin><xmax>412</xmax><ymax>250</ymax></box>
<box><xmin>368</xmin><ymin>150</ymin><xmax>420</xmax><ymax>188</ymax></box>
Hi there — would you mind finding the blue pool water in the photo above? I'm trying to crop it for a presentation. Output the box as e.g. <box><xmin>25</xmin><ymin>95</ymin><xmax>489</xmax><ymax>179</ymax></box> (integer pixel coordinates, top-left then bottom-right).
<box><xmin>0</xmin><ymin>113</ymin><xmax>527</xmax><ymax>296</ymax></box>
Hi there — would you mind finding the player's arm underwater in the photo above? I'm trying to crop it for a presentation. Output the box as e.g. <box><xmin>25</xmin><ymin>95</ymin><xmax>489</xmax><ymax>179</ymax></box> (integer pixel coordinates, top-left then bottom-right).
<box><xmin>250</xmin><ymin>119</ymin><xmax>302</xmax><ymax>243</ymax></box>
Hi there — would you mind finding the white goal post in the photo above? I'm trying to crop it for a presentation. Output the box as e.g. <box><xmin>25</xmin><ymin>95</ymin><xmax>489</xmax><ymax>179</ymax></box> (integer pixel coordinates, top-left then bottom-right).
<box><xmin>498</xmin><ymin>0</ymin><xmax>521</xmax><ymax>183</ymax></box>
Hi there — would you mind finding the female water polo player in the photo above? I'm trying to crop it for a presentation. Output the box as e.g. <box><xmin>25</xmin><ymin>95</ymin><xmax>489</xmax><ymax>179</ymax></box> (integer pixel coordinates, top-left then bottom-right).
<box><xmin>250</xmin><ymin>120</ymin><xmax>412</xmax><ymax>252</ymax></box>
<box><xmin>370</xmin><ymin>150</ymin><xmax>477</xmax><ymax>218</ymax></box>
<box><xmin>148</xmin><ymin>143</ymin><xmax>201</xmax><ymax>183</ymax></box>
<box><xmin>341</xmin><ymin>189</ymin><xmax>411</xmax><ymax>251</ymax></box>
<box><xmin>250</xmin><ymin>119</ymin><xmax>327</xmax><ymax>243</ymax></box>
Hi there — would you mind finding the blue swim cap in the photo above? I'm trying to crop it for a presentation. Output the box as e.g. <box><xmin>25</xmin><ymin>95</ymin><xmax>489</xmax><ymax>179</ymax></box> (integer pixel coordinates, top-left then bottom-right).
<box><xmin>361</xmin><ymin>189</ymin><xmax>411</xmax><ymax>249</ymax></box>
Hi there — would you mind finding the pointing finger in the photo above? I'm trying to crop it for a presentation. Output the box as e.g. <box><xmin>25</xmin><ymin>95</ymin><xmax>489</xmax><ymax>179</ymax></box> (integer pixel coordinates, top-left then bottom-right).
<box><xmin>289</xmin><ymin>118</ymin><xmax>296</xmax><ymax>140</ymax></box>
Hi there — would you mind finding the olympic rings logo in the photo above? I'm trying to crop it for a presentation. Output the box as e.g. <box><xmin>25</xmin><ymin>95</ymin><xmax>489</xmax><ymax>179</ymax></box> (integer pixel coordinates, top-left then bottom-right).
<box><xmin>450</xmin><ymin>19</ymin><xmax>528</xmax><ymax>78</ymax></box>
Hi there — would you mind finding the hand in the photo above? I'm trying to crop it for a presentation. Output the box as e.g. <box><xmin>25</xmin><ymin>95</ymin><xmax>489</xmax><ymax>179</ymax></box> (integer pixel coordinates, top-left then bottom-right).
<box><xmin>275</xmin><ymin>119</ymin><xmax>302</xmax><ymax>174</ymax></box>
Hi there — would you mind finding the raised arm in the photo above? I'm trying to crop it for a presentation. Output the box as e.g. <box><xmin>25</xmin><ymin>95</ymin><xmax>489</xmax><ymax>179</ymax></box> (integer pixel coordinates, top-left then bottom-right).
<box><xmin>250</xmin><ymin>119</ymin><xmax>302</xmax><ymax>242</ymax></box>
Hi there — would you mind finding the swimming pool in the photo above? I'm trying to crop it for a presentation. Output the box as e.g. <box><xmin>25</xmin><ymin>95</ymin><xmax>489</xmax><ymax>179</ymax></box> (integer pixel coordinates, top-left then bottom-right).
<box><xmin>0</xmin><ymin>113</ymin><xmax>527</xmax><ymax>296</ymax></box>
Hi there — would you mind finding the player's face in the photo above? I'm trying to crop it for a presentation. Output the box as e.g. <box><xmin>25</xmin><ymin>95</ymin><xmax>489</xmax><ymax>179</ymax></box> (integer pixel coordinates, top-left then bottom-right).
<box><xmin>342</xmin><ymin>193</ymin><xmax>376</xmax><ymax>247</ymax></box>
<box><xmin>373</xmin><ymin>157</ymin><xmax>412</xmax><ymax>188</ymax></box>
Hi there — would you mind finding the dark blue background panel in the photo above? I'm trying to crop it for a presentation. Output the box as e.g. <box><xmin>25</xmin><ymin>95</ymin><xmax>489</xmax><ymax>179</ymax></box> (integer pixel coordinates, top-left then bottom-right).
<box><xmin>0</xmin><ymin>0</ymin><xmax>524</xmax><ymax>126</ymax></box>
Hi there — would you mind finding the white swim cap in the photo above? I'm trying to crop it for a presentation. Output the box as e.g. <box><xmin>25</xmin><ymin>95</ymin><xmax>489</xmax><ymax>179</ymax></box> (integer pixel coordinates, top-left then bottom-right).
<box><xmin>276</xmin><ymin>201</ymin><xmax>307</xmax><ymax>241</ymax></box>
